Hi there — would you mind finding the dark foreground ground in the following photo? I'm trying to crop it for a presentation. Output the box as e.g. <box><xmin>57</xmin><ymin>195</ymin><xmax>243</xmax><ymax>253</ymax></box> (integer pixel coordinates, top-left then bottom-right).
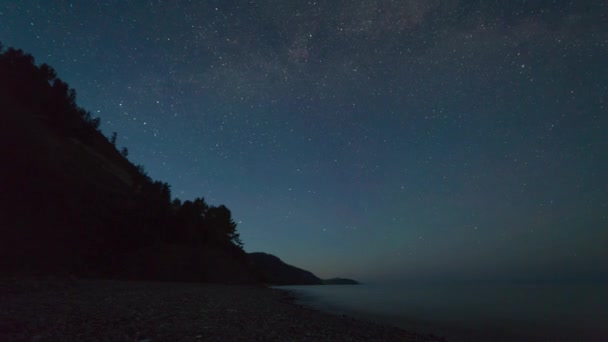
<box><xmin>0</xmin><ymin>278</ymin><xmax>440</xmax><ymax>341</ymax></box>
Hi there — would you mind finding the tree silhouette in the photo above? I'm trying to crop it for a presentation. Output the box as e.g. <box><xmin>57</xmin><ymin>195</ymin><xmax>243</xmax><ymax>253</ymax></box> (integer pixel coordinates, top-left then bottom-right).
<box><xmin>121</xmin><ymin>147</ymin><xmax>129</xmax><ymax>157</ymax></box>
<box><xmin>175</xmin><ymin>197</ymin><xmax>209</xmax><ymax>244</ymax></box>
<box><xmin>205</xmin><ymin>205</ymin><xmax>243</xmax><ymax>248</ymax></box>
<box><xmin>110</xmin><ymin>132</ymin><xmax>117</xmax><ymax>146</ymax></box>
<box><xmin>0</xmin><ymin>45</ymin><xmax>101</xmax><ymax>134</ymax></box>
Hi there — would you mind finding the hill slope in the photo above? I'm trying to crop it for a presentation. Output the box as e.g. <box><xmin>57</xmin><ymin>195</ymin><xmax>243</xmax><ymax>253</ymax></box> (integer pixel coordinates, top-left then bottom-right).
<box><xmin>0</xmin><ymin>45</ymin><xmax>254</xmax><ymax>283</ymax></box>
<box><xmin>248</xmin><ymin>252</ymin><xmax>323</xmax><ymax>285</ymax></box>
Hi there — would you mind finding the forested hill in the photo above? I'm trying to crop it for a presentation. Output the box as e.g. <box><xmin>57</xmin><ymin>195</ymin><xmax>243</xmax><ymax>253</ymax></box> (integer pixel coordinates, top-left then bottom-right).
<box><xmin>0</xmin><ymin>44</ymin><xmax>255</xmax><ymax>283</ymax></box>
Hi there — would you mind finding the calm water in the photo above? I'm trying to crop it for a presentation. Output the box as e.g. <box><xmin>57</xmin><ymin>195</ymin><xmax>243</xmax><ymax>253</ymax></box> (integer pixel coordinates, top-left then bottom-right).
<box><xmin>278</xmin><ymin>283</ymin><xmax>608</xmax><ymax>341</ymax></box>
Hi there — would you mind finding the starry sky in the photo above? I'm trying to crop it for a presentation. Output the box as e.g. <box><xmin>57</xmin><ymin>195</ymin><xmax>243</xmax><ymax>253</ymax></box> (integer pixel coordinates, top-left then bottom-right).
<box><xmin>2</xmin><ymin>1</ymin><xmax>606</xmax><ymax>282</ymax></box>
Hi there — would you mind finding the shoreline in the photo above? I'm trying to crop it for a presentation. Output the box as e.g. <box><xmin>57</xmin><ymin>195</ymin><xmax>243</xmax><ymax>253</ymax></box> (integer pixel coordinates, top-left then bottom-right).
<box><xmin>1</xmin><ymin>278</ymin><xmax>440</xmax><ymax>341</ymax></box>
<box><xmin>277</xmin><ymin>286</ymin><xmax>451</xmax><ymax>341</ymax></box>
<box><xmin>277</xmin><ymin>284</ymin><xmax>608</xmax><ymax>342</ymax></box>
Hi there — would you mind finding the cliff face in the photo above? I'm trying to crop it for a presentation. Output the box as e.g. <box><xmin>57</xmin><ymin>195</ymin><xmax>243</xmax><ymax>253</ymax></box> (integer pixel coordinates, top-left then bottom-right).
<box><xmin>1</xmin><ymin>101</ymin><xmax>132</xmax><ymax>275</ymax></box>
<box><xmin>248</xmin><ymin>252</ymin><xmax>323</xmax><ymax>285</ymax></box>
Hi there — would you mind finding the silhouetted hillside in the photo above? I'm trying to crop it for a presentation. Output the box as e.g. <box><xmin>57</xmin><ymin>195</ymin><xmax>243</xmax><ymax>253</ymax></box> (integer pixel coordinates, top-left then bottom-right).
<box><xmin>0</xmin><ymin>44</ymin><xmax>254</xmax><ymax>283</ymax></box>
<box><xmin>248</xmin><ymin>253</ymin><xmax>323</xmax><ymax>285</ymax></box>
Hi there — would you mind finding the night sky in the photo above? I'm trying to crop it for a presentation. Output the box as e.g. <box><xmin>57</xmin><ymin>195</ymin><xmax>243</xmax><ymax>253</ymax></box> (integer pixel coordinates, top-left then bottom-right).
<box><xmin>2</xmin><ymin>1</ymin><xmax>606</xmax><ymax>282</ymax></box>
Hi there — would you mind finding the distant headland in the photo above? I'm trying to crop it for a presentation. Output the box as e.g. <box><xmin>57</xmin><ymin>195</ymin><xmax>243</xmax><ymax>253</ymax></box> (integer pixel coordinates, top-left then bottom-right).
<box><xmin>322</xmin><ymin>278</ymin><xmax>360</xmax><ymax>285</ymax></box>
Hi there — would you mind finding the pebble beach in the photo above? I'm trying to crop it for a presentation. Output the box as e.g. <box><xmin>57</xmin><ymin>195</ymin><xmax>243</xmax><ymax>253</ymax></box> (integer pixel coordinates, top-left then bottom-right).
<box><xmin>0</xmin><ymin>278</ymin><xmax>440</xmax><ymax>341</ymax></box>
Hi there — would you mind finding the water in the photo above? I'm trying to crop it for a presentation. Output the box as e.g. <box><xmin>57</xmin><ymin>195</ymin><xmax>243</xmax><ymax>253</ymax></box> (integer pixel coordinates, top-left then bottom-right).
<box><xmin>277</xmin><ymin>283</ymin><xmax>608</xmax><ymax>341</ymax></box>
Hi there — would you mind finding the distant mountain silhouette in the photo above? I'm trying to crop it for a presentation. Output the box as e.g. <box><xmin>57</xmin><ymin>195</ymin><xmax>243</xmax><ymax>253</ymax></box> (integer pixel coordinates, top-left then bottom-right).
<box><xmin>248</xmin><ymin>253</ymin><xmax>323</xmax><ymax>285</ymax></box>
<box><xmin>322</xmin><ymin>278</ymin><xmax>360</xmax><ymax>285</ymax></box>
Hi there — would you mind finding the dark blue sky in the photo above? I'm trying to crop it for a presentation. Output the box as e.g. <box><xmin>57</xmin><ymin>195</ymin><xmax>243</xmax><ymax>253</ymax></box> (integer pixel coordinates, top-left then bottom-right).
<box><xmin>2</xmin><ymin>1</ymin><xmax>606</xmax><ymax>282</ymax></box>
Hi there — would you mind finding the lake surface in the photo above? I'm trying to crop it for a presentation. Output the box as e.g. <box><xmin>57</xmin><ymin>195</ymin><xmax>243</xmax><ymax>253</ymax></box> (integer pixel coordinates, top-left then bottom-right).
<box><xmin>277</xmin><ymin>283</ymin><xmax>608</xmax><ymax>341</ymax></box>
